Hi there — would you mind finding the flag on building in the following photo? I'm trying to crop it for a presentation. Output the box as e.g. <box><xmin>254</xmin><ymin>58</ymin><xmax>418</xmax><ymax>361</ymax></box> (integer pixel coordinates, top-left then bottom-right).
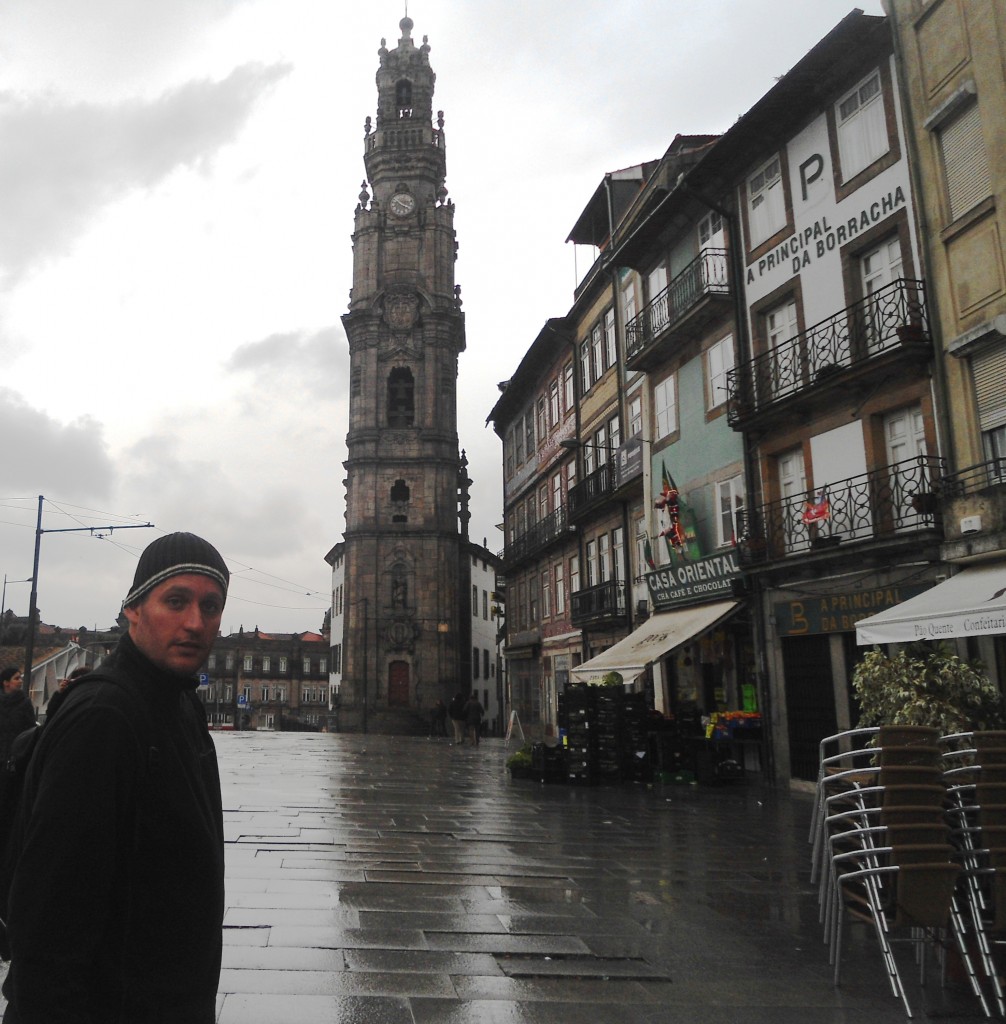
<box><xmin>802</xmin><ymin>486</ymin><xmax>830</xmax><ymax>525</ymax></box>
<box><xmin>643</xmin><ymin>537</ymin><xmax>656</xmax><ymax>570</ymax></box>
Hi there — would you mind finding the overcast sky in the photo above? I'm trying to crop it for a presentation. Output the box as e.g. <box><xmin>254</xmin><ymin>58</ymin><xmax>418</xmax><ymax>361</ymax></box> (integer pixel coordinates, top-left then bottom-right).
<box><xmin>0</xmin><ymin>0</ymin><xmax>885</xmax><ymax>637</ymax></box>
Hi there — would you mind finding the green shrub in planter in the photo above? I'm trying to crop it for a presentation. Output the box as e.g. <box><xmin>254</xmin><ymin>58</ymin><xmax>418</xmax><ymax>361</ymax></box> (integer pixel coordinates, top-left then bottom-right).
<box><xmin>506</xmin><ymin>745</ymin><xmax>533</xmax><ymax>770</ymax></box>
<box><xmin>600</xmin><ymin>671</ymin><xmax>623</xmax><ymax>687</ymax></box>
<box><xmin>853</xmin><ymin>642</ymin><xmax>1006</xmax><ymax>735</ymax></box>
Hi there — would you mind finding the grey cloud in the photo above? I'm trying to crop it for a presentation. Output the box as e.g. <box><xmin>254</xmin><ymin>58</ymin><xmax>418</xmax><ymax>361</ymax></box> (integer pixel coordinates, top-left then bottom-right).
<box><xmin>0</xmin><ymin>61</ymin><xmax>292</xmax><ymax>280</ymax></box>
<box><xmin>225</xmin><ymin>326</ymin><xmax>349</xmax><ymax>402</ymax></box>
<box><xmin>0</xmin><ymin>388</ymin><xmax>115</xmax><ymax>497</ymax></box>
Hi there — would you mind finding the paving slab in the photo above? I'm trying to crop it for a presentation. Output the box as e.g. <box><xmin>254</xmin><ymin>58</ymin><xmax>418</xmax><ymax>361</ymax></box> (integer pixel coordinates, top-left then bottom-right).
<box><xmin>0</xmin><ymin>730</ymin><xmax>992</xmax><ymax>1022</ymax></box>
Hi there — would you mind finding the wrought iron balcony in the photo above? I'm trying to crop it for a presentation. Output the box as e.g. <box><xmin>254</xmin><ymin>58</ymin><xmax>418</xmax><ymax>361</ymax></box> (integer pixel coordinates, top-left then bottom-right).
<box><xmin>625</xmin><ymin>248</ymin><xmax>730</xmax><ymax>369</ymax></box>
<box><xmin>727</xmin><ymin>278</ymin><xmax>930</xmax><ymax>426</ymax></box>
<box><xmin>568</xmin><ymin>462</ymin><xmax>615</xmax><ymax>521</ymax></box>
<box><xmin>737</xmin><ymin>455</ymin><xmax>944</xmax><ymax>566</ymax></box>
<box><xmin>503</xmin><ymin>505</ymin><xmax>571</xmax><ymax>569</ymax></box>
<box><xmin>943</xmin><ymin>458</ymin><xmax>1006</xmax><ymax>498</ymax></box>
<box><xmin>571</xmin><ymin>580</ymin><xmax>628</xmax><ymax>628</ymax></box>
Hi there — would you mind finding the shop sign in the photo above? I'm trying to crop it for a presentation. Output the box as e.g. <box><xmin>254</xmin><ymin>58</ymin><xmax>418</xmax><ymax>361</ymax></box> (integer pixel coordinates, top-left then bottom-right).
<box><xmin>646</xmin><ymin>551</ymin><xmax>741</xmax><ymax>610</ymax></box>
<box><xmin>614</xmin><ymin>437</ymin><xmax>643</xmax><ymax>488</ymax></box>
<box><xmin>774</xmin><ymin>582</ymin><xmax>930</xmax><ymax>637</ymax></box>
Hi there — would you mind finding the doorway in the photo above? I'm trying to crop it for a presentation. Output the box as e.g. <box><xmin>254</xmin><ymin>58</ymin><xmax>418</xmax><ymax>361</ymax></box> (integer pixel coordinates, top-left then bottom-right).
<box><xmin>782</xmin><ymin>634</ymin><xmax>836</xmax><ymax>781</ymax></box>
<box><xmin>388</xmin><ymin>661</ymin><xmax>410</xmax><ymax>707</ymax></box>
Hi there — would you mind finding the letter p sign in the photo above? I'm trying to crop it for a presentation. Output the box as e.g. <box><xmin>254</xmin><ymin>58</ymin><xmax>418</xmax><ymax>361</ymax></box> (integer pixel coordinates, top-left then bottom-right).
<box><xmin>799</xmin><ymin>153</ymin><xmax>825</xmax><ymax>202</ymax></box>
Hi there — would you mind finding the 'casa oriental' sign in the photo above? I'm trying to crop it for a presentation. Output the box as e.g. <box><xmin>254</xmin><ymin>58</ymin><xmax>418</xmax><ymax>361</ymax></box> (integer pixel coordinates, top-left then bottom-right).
<box><xmin>646</xmin><ymin>551</ymin><xmax>742</xmax><ymax>610</ymax></box>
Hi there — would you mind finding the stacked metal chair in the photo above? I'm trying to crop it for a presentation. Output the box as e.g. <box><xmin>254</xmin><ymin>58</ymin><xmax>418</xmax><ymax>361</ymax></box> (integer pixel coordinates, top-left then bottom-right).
<box><xmin>943</xmin><ymin>730</ymin><xmax>1006</xmax><ymax>1016</ymax></box>
<box><xmin>815</xmin><ymin>725</ymin><xmax>990</xmax><ymax>1018</ymax></box>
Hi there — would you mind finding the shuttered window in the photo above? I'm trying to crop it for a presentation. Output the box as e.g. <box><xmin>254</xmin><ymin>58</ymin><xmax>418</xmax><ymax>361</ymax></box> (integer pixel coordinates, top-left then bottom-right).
<box><xmin>972</xmin><ymin>342</ymin><xmax>1006</xmax><ymax>432</ymax></box>
<box><xmin>940</xmin><ymin>102</ymin><xmax>991</xmax><ymax>221</ymax></box>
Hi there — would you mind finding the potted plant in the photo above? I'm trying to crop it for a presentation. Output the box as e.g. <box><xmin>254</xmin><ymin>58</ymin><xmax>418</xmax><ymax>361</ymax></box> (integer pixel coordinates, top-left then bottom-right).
<box><xmin>506</xmin><ymin>745</ymin><xmax>534</xmax><ymax>779</ymax></box>
<box><xmin>852</xmin><ymin>642</ymin><xmax>1006</xmax><ymax>735</ymax></box>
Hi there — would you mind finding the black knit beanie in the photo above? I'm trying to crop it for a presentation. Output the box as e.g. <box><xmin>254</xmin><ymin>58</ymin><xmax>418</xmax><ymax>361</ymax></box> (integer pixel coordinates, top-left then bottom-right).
<box><xmin>123</xmin><ymin>532</ymin><xmax>229</xmax><ymax>608</ymax></box>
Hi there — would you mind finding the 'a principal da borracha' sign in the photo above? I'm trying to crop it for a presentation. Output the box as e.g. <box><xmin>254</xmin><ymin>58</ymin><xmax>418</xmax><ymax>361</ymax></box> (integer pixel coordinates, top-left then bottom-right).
<box><xmin>646</xmin><ymin>551</ymin><xmax>741</xmax><ymax>610</ymax></box>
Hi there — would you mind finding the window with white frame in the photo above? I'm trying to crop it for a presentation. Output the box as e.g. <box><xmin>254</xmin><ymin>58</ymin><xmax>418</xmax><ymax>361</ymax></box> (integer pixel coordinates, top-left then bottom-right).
<box><xmin>622</xmin><ymin>276</ymin><xmax>637</xmax><ymax>330</ymax></box>
<box><xmin>635</xmin><ymin>517</ymin><xmax>648</xmax><ymax>575</ymax></box>
<box><xmin>654</xmin><ymin>374</ymin><xmax>678</xmax><ymax>438</ymax></box>
<box><xmin>716</xmin><ymin>475</ymin><xmax>745</xmax><ymax>547</ymax></box>
<box><xmin>563</xmin><ymin>361</ymin><xmax>574</xmax><ymax>410</ymax></box>
<box><xmin>585</xmin><ymin>540</ymin><xmax>598</xmax><ymax>587</ymax></box>
<box><xmin>208</xmin><ymin>654</ymin><xmax>216</xmax><ymax>670</ymax></box>
<box><xmin>243</xmin><ymin>654</ymin><xmax>253</xmax><ymax>672</ymax></box>
<box><xmin>279</xmin><ymin>656</ymin><xmax>288</xmax><ymax>673</ymax></box>
<box><xmin>591</xmin><ymin>322</ymin><xmax>604</xmax><ymax>383</ymax></box>
<box><xmin>303</xmin><ymin>657</ymin><xmax>311</xmax><ymax>674</ymax></box>
<box><xmin>580</xmin><ymin>339</ymin><xmax>592</xmax><ymax>394</ymax></box>
<box><xmin>939</xmin><ymin>100</ymin><xmax>991</xmax><ymax>222</ymax></box>
<box><xmin>594</xmin><ymin>426</ymin><xmax>608</xmax><ymax>465</ymax></box>
<box><xmin>278</xmin><ymin>686</ymin><xmax>286</xmax><ymax>702</ymax></box>
<box><xmin>549</xmin><ymin>378</ymin><xmax>560</xmax><ymax>426</ymax></box>
<box><xmin>541</xmin><ymin>570</ymin><xmax>551</xmax><ymax>618</ymax></box>
<box><xmin>320</xmin><ymin>657</ymin><xmax>327</xmax><ymax>674</ymax></box>
<box><xmin>748</xmin><ymin>155</ymin><xmax>786</xmax><ymax>246</ymax></box>
<box><xmin>536</xmin><ymin>396</ymin><xmax>547</xmax><ymax>443</ymax></box>
<box><xmin>628</xmin><ymin>393</ymin><xmax>642</xmax><ymax>437</ymax></box>
<box><xmin>524</xmin><ymin>411</ymin><xmax>534</xmax><ymax>461</ymax></box>
<box><xmin>698</xmin><ymin>210</ymin><xmax>724</xmax><ymax>249</ymax></box>
<box><xmin>225</xmin><ymin>653</ymin><xmax>234</xmax><ymax>670</ymax></box>
<box><xmin>837</xmin><ymin>71</ymin><xmax>888</xmax><ymax>180</ymax></box>
<box><xmin>706</xmin><ymin>335</ymin><xmax>735</xmax><ymax>409</ymax></box>
<box><xmin>570</xmin><ymin>554</ymin><xmax>580</xmax><ymax>593</ymax></box>
<box><xmin>604</xmin><ymin>307</ymin><xmax>617</xmax><ymax>368</ymax></box>
<box><xmin>607</xmin><ymin>414</ymin><xmax>620</xmax><ymax>453</ymax></box>
<box><xmin>612</xmin><ymin>526</ymin><xmax>625</xmax><ymax>582</ymax></box>
<box><xmin>552</xmin><ymin>471</ymin><xmax>562</xmax><ymax>513</ymax></box>
<box><xmin>599</xmin><ymin>533</ymin><xmax>611</xmax><ymax>583</ymax></box>
<box><xmin>555</xmin><ymin>561</ymin><xmax>566</xmax><ymax>614</ymax></box>
<box><xmin>483</xmin><ymin>590</ymin><xmax>488</xmax><ymax>619</ymax></box>
<box><xmin>472</xmin><ymin>583</ymin><xmax>478</xmax><ymax>613</ymax></box>
<box><xmin>566</xmin><ymin>458</ymin><xmax>576</xmax><ymax>493</ymax></box>
<box><xmin>539</xmin><ymin>484</ymin><xmax>549</xmax><ymax>522</ymax></box>
<box><xmin>514</xmin><ymin>420</ymin><xmax>524</xmax><ymax>466</ymax></box>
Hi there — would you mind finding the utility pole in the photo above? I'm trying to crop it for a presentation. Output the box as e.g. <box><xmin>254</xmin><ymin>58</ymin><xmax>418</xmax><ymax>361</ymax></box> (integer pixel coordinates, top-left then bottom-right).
<box><xmin>22</xmin><ymin>495</ymin><xmax>154</xmax><ymax>697</ymax></box>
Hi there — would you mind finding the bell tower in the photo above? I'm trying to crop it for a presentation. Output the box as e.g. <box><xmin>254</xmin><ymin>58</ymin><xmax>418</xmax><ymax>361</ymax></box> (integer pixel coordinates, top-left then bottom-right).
<box><xmin>339</xmin><ymin>18</ymin><xmax>468</xmax><ymax>732</ymax></box>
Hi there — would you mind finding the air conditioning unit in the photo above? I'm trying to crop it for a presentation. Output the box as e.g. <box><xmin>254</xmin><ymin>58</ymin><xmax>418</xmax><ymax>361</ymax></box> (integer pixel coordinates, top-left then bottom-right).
<box><xmin>961</xmin><ymin>515</ymin><xmax>983</xmax><ymax>536</ymax></box>
<box><xmin>636</xmin><ymin>599</ymin><xmax>649</xmax><ymax>618</ymax></box>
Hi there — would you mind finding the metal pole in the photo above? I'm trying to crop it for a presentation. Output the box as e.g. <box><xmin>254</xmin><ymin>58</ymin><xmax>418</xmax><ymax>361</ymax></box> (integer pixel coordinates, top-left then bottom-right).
<box><xmin>23</xmin><ymin>496</ymin><xmax>44</xmax><ymax>696</ymax></box>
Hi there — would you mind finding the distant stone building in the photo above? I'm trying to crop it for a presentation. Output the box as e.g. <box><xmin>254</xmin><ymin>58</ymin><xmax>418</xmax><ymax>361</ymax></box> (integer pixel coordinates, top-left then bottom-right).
<box><xmin>331</xmin><ymin>18</ymin><xmax>472</xmax><ymax>733</ymax></box>
<box><xmin>200</xmin><ymin>628</ymin><xmax>330</xmax><ymax>731</ymax></box>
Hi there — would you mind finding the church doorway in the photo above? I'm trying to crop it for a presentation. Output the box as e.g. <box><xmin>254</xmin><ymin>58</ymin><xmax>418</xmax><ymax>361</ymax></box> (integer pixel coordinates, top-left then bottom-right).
<box><xmin>388</xmin><ymin>661</ymin><xmax>410</xmax><ymax>706</ymax></box>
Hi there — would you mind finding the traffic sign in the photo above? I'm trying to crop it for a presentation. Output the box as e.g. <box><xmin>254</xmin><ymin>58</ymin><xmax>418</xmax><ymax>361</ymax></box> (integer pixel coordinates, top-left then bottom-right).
<box><xmin>198</xmin><ymin>673</ymin><xmax>209</xmax><ymax>688</ymax></box>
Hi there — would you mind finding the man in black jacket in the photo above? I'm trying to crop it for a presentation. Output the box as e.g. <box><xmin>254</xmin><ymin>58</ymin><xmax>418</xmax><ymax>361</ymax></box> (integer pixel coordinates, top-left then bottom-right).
<box><xmin>0</xmin><ymin>669</ymin><xmax>35</xmax><ymax>766</ymax></box>
<box><xmin>2</xmin><ymin>533</ymin><xmax>229</xmax><ymax>1023</ymax></box>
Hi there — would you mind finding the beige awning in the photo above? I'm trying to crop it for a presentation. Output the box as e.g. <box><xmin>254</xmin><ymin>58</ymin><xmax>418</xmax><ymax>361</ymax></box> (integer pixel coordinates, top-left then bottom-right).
<box><xmin>570</xmin><ymin>599</ymin><xmax>739</xmax><ymax>684</ymax></box>
<box><xmin>856</xmin><ymin>563</ymin><xmax>1006</xmax><ymax>645</ymax></box>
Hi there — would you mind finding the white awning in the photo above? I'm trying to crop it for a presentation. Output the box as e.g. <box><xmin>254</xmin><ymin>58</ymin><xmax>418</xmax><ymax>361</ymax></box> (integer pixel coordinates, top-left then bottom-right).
<box><xmin>570</xmin><ymin>600</ymin><xmax>739</xmax><ymax>684</ymax></box>
<box><xmin>856</xmin><ymin>563</ymin><xmax>1006</xmax><ymax>645</ymax></box>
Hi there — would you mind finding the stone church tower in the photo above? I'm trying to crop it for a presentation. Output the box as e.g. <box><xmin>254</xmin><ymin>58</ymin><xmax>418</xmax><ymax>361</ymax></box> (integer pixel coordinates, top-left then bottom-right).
<box><xmin>338</xmin><ymin>17</ymin><xmax>470</xmax><ymax>733</ymax></box>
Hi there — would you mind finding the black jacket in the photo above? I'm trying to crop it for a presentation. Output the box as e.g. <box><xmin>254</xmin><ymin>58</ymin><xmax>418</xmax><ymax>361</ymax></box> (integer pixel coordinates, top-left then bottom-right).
<box><xmin>3</xmin><ymin>634</ymin><xmax>224</xmax><ymax>1023</ymax></box>
<box><xmin>0</xmin><ymin>690</ymin><xmax>36</xmax><ymax>766</ymax></box>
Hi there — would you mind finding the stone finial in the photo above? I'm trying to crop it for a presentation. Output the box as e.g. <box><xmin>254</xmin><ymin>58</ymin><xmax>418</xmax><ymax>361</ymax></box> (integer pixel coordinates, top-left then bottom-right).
<box><xmin>399</xmin><ymin>16</ymin><xmax>413</xmax><ymax>41</ymax></box>
<box><xmin>358</xmin><ymin>180</ymin><xmax>370</xmax><ymax>208</ymax></box>
<box><xmin>437</xmin><ymin>110</ymin><xmax>444</xmax><ymax>129</ymax></box>
<box><xmin>437</xmin><ymin>183</ymin><xmax>448</xmax><ymax>206</ymax></box>
<box><xmin>454</xmin><ymin>285</ymin><xmax>462</xmax><ymax>308</ymax></box>
<box><xmin>364</xmin><ymin>115</ymin><xmax>372</xmax><ymax>136</ymax></box>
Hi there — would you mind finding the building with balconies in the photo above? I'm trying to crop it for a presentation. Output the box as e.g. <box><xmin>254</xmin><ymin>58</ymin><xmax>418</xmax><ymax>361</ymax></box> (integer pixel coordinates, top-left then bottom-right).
<box><xmin>200</xmin><ymin>627</ymin><xmax>331</xmax><ymax>731</ymax></box>
<box><xmin>701</xmin><ymin>10</ymin><xmax>947</xmax><ymax>784</ymax></box>
<box><xmin>865</xmin><ymin>0</ymin><xmax>1006</xmax><ymax>681</ymax></box>
<box><xmin>489</xmin><ymin>318</ymin><xmax>579</xmax><ymax>738</ymax></box>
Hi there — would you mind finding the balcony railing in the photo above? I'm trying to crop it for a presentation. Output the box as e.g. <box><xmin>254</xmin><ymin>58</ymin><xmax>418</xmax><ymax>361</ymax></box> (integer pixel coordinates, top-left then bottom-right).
<box><xmin>571</xmin><ymin>580</ymin><xmax>627</xmax><ymax>627</ymax></box>
<box><xmin>503</xmin><ymin>505</ymin><xmax>570</xmax><ymax>568</ymax></box>
<box><xmin>728</xmin><ymin>279</ymin><xmax>929</xmax><ymax>425</ymax></box>
<box><xmin>944</xmin><ymin>458</ymin><xmax>1006</xmax><ymax>498</ymax></box>
<box><xmin>738</xmin><ymin>455</ymin><xmax>944</xmax><ymax>565</ymax></box>
<box><xmin>625</xmin><ymin>248</ymin><xmax>730</xmax><ymax>364</ymax></box>
<box><xmin>568</xmin><ymin>462</ymin><xmax>614</xmax><ymax>520</ymax></box>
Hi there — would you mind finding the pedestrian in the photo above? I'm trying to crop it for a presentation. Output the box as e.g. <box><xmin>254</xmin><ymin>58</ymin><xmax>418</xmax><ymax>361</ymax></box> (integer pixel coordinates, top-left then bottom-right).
<box><xmin>2</xmin><ymin>532</ymin><xmax>229</xmax><ymax>1023</ymax></box>
<box><xmin>0</xmin><ymin>668</ymin><xmax>36</xmax><ymax>766</ymax></box>
<box><xmin>43</xmin><ymin>665</ymin><xmax>89</xmax><ymax>723</ymax></box>
<box><xmin>428</xmin><ymin>699</ymin><xmax>447</xmax><ymax>738</ymax></box>
<box><xmin>448</xmin><ymin>691</ymin><xmax>466</xmax><ymax>745</ymax></box>
<box><xmin>464</xmin><ymin>692</ymin><xmax>484</xmax><ymax>747</ymax></box>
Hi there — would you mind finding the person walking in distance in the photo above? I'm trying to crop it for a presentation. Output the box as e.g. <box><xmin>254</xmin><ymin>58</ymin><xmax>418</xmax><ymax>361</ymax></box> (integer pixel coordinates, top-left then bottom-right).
<box><xmin>2</xmin><ymin>533</ymin><xmax>229</xmax><ymax>1023</ymax></box>
<box><xmin>464</xmin><ymin>691</ymin><xmax>484</xmax><ymax>748</ymax></box>
<box><xmin>0</xmin><ymin>668</ymin><xmax>35</xmax><ymax>765</ymax></box>
<box><xmin>448</xmin><ymin>691</ymin><xmax>465</xmax><ymax>745</ymax></box>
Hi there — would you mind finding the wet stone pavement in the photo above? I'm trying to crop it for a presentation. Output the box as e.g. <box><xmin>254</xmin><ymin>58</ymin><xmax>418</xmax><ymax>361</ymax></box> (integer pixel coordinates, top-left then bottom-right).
<box><xmin>0</xmin><ymin>731</ymin><xmax>990</xmax><ymax>1022</ymax></box>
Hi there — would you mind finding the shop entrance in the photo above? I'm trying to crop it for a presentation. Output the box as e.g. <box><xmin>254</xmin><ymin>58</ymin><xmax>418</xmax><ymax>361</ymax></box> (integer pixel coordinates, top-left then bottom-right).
<box><xmin>782</xmin><ymin>634</ymin><xmax>836</xmax><ymax>780</ymax></box>
<box><xmin>388</xmin><ymin>660</ymin><xmax>410</xmax><ymax>706</ymax></box>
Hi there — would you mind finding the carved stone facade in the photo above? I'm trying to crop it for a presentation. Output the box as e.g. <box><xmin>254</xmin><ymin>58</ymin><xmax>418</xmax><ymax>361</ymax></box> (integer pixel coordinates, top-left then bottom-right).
<box><xmin>336</xmin><ymin>18</ymin><xmax>469</xmax><ymax>732</ymax></box>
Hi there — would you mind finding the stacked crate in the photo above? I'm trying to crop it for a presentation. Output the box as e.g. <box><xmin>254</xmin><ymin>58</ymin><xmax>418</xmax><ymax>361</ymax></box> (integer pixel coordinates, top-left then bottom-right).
<box><xmin>562</xmin><ymin>684</ymin><xmax>597</xmax><ymax>785</ymax></box>
<box><xmin>595</xmin><ymin>688</ymin><xmax>624</xmax><ymax>783</ymax></box>
<box><xmin>622</xmin><ymin>692</ymin><xmax>650</xmax><ymax>783</ymax></box>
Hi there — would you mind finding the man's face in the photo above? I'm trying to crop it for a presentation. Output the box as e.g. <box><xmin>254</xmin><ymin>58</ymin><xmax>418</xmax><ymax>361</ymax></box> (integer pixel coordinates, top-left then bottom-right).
<box><xmin>123</xmin><ymin>573</ymin><xmax>224</xmax><ymax>675</ymax></box>
<box><xmin>3</xmin><ymin>671</ymin><xmax>23</xmax><ymax>694</ymax></box>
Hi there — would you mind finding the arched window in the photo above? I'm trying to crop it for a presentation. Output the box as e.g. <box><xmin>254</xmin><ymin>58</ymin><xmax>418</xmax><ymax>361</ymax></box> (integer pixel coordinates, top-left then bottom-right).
<box><xmin>396</xmin><ymin>80</ymin><xmax>413</xmax><ymax>117</ymax></box>
<box><xmin>391</xmin><ymin>479</ymin><xmax>410</xmax><ymax>523</ymax></box>
<box><xmin>388</xmin><ymin>367</ymin><xmax>415</xmax><ymax>427</ymax></box>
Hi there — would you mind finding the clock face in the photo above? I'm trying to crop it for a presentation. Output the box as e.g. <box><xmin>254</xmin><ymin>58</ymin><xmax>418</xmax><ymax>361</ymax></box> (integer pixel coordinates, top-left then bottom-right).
<box><xmin>390</xmin><ymin>192</ymin><xmax>416</xmax><ymax>217</ymax></box>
